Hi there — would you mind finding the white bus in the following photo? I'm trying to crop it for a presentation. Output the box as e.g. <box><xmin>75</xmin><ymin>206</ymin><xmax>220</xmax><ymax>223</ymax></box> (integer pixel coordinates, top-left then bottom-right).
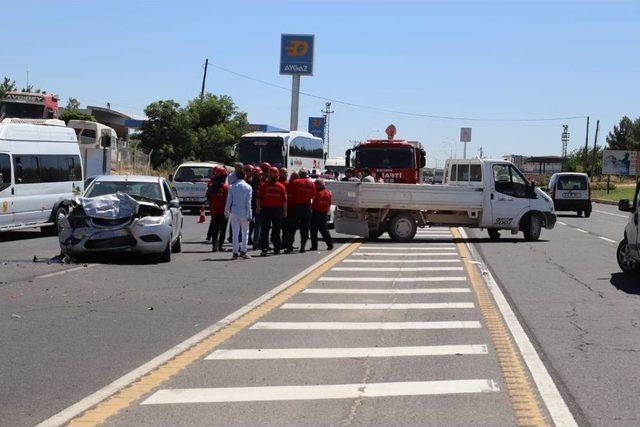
<box><xmin>235</xmin><ymin>131</ymin><xmax>325</xmax><ymax>176</ymax></box>
<box><xmin>0</xmin><ymin>118</ymin><xmax>83</xmax><ymax>233</ymax></box>
<box><xmin>67</xmin><ymin>120</ymin><xmax>116</xmax><ymax>178</ymax></box>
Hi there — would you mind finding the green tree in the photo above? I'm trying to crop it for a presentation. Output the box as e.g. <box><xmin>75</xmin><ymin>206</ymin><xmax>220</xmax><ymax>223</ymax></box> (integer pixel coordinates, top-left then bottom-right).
<box><xmin>59</xmin><ymin>109</ymin><xmax>96</xmax><ymax>124</ymax></box>
<box><xmin>140</xmin><ymin>93</ymin><xmax>247</xmax><ymax>167</ymax></box>
<box><xmin>0</xmin><ymin>76</ymin><xmax>17</xmax><ymax>99</ymax></box>
<box><xmin>606</xmin><ymin>116</ymin><xmax>640</xmax><ymax>151</ymax></box>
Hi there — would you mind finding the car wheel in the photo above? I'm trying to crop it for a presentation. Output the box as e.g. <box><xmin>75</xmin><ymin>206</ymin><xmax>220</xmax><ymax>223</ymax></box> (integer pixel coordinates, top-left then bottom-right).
<box><xmin>159</xmin><ymin>242</ymin><xmax>172</xmax><ymax>263</ymax></box>
<box><xmin>617</xmin><ymin>240</ymin><xmax>640</xmax><ymax>273</ymax></box>
<box><xmin>523</xmin><ymin>214</ymin><xmax>542</xmax><ymax>241</ymax></box>
<box><xmin>171</xmin><ymin>234</ymin><xmax>182</xmax><ymax>253</ymax></box>
<box><xmin>42</xmin><ymin>206</ymin><xmax>67</xmax><ymax>236</ymax></box>
<box><xmin>488</xmin><ymin>228</ymin><xmax>501</xmax><ymax>240</ymax></box>
<box><xmin>576</xmin><ymin>210</ymin><xmax>583</xmax><ymax>217</ymax></box>
<box><xmin>388</xmin><ymin>214</ymin><xmax>417</xmax><ymax>242</ymax></box>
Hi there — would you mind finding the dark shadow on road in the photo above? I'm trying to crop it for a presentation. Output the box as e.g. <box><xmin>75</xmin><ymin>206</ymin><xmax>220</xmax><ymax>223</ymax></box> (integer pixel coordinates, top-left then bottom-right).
<box><xmin>610</xmin><ymin>272</ymin><xmax>640</xmax><ymax>295</ymax></box>
<box><xmin>557</xmin><ymin>214</ymin><xmax>582</xmax><ymax>218</ymax></box>
<box><xmin>0</xmin><ymin>231</ymin><xmax>50</xmax><ymax>243</ymax></box>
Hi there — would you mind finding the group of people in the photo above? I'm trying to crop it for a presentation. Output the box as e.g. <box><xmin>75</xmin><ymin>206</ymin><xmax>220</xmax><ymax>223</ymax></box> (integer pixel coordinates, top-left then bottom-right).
<box><xmin>205</xmin><ymin>162</ymin><xmax>334</xmax><ymax>260</ymax></box>
<box><xmin>341</xmin><ymin>167</ymin><xmax>385</xmax><ymax>183</ymax></box>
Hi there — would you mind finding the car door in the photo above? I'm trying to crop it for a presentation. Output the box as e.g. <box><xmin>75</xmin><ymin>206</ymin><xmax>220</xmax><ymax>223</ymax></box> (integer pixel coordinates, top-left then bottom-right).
<box><xmin>490</xmin><ymin>164</ymin><xmax>531</xmax><ymax>229</ymax></box>
<box><xmin>0</xmin><ymin>153</ymin><xmax>14</xmax><ymax>228</ymax></box>
<box><xmin>162</xmin><ymin>180</ymin><xmax>180</xmax><ymax>242</ymax></box>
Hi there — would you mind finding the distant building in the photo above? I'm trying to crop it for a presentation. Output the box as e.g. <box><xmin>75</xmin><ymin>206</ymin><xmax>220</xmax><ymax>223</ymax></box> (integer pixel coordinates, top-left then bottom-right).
<box><xmin>83</xmin><ymin>106</ymin><xmax>145</xmax><ymax>141</ymax></box>
<box><xmin>503</xmin><ymin>154</ymin><xmax>563</xmax><ymax>176</ymax></box>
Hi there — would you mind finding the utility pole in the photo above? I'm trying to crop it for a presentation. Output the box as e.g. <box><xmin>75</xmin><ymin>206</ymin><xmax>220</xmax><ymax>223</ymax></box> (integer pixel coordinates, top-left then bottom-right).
<box><xmin>583</xmin><ymin>116</ymin><xmax>590</xmax><ymax>172</ymax></box>
<box><xmin>591</xmin><ymin>119</ymin><xmax>600</xmax><ymax>177</ymax></box>
<box><xmin>561</xmin><ymin>125</ymin><xmax>570</xmax><ymax>171</ymax></box>
<box><xmin>200</xmin><ymin>58</ymin><xmax>209</xmax><ymax>98</ymax></box>
<box><xmin>479</xmin><ymin>147</ymin><xmax>483</xmax><ymax>159</ymax></box>
<box><xmin>321</xmin><ymin>102</ymin><xmax>334</xmax><ymax>157</ymax></box>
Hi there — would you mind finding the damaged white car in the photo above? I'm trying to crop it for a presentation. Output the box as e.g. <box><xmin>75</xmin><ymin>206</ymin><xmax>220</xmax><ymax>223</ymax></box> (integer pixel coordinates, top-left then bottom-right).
<box><xmin>59</xmin><ymin>175</ymin><xmax>183</xmax><ymax>262</ymax></box>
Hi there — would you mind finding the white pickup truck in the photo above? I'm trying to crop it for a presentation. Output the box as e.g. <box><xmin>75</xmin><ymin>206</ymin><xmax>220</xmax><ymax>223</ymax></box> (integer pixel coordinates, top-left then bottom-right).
<box><xmin>327</xmin><ymin>158</ymin><xmax>556</xmax><ymax>242</ymax></box>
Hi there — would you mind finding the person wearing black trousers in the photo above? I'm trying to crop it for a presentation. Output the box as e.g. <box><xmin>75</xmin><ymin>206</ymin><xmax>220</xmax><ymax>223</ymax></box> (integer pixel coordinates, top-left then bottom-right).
<box><xmin>257</xmin><ymin>167</ymin><xmax>287</xmax><ymax>256</ymax></box>
<box><xmin>206</xmin><ymin>168</ymin><xmax>229</xmax><ymax>252</ymax></box>
<box><xmin>285</xmin><ymin>169</ymin><xmax>316</xmax><ymax>253</ymax></box>
<box><xmin>310</xmin><ymin>178</ymin><xmax>334</xmax><ymax>251</ymax></box>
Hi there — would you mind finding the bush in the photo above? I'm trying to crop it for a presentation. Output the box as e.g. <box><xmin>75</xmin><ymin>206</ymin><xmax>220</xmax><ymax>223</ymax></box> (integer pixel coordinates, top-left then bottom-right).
<box><xmin>591</xmin><ymin>182</ymin><xmax>616</xmax><ymax>191</ymax></box>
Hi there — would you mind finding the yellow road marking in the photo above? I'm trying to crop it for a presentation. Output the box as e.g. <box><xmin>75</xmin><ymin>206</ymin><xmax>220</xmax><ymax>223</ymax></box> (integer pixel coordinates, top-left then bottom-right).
<box><xmin>451</xmin><ymin>227</ymin><xmax>549</xmax><ymax>427</ymax></box>
<box><xmin>67</xmin><ymin>242</ymin><xmax>362</xmax><ymax>426</ymax></box>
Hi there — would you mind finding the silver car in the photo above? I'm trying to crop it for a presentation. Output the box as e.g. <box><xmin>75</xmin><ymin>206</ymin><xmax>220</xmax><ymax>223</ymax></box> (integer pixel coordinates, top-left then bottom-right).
<box><xmin>59</xmin><ymin>175</ymin><xmax>183</xmax><ymax>262</ymax></box>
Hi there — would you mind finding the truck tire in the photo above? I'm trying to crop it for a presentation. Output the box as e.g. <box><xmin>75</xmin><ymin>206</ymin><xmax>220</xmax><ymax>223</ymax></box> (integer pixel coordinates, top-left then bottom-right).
<box><xmin>584</xmin><ymin>206</ymin><xmax>592</xmax><ymax>218</ymax></box>
<box><xmin>523</xmin><ymin>214</ymin><xmax>542</xmax><ymax>241</ymax></box>
<box><xmin>488</xmin><ymin>229</ymin><xmax>501</xmax><ymax>240</ymax></box>
<box><xmin>367</xmin><ymin>229</ymin><xmax>385</xmax><ymax>240</ymax></box>
<box><xmin>388</xmin><ymin>213</ymin><xmax>417</xmax><ymax>242</ymax></box>
<box><xmin>617</xmin><ymin>240</ymin><xmax>640</xmax><ymax>273</ymax></box>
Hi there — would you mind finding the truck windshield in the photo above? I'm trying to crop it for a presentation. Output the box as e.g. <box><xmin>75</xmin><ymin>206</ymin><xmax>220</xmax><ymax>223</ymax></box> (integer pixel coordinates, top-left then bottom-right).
<box><xmin>356</xmin><ymin>147</ymin><xmax>414</xmax><ymax>169</ymax></box>
<box><xmin>237</xmin><ymin>137</ymin><xmax>284</xmax><ymax>167</ymax></box>
<box><xmin>557</xmin><ymin>176</ymin><xmax>587</xmax><ymax>191</ymax></box>
<box><xmin>0</xmin><ymin>102</ymin><xmax>45</xmax><ymax>119</ymax></box>
<box><xmin>174</xmin><ymin>166</ymin><xmax>214</xmax><ymax>182</ymax></box>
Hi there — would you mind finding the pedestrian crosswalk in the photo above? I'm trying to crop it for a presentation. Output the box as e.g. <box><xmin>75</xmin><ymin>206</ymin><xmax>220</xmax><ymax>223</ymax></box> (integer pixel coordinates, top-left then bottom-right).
<box><xmin>107</xmin><ymin>227</ymin><xmax>521</xmax><ymax>425</ymax></box>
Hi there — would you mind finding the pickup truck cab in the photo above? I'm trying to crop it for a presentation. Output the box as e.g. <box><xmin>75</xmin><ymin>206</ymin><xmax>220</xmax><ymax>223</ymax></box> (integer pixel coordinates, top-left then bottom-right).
<box><xmin>547</xmin><ymin>172</ymin><xmax>592</xmax><ymax>217</ymax></box>
<box><xmin>616</xmin><ymin>182</ymin><xmax>640</xmax><ymax>273</ymax></box>
<box><xmin>170</xmin><ymin>162</ymin><xmax>224</xmax><ymax>213</ymax></box>
<box><xmin>328</xmin><ymin>158</ymin><xmax>556</xmax><ymax>242</ymax></box>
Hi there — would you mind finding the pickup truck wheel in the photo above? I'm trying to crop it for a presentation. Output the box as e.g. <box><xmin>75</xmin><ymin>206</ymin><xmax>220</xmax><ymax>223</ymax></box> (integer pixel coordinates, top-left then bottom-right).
<box><xmin>523</xmin><ymin>214</ymin><xmax>542</xmax><ymax>241</ymax></box>
<box><xmin>388</xmin><ymin>214</ymin><xmax>417</xmax><ymax>242</ymax></box>
<box><xmin>488</xmin><ymin>229</ymin><xmax>501</xmax><ymax>240</ymax></box>
<box><xmin>617</xmin><ymin>240</ymin><xmax>640</xmax><ymax>273</ymax></box>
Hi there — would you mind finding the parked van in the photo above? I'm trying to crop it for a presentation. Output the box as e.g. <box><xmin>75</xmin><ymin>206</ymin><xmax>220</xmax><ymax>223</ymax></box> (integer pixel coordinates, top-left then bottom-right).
<box><xmin>170</xmin><ymin>162</ymin><xmax>224</xmax><ymax>213</ymax></box>
<box><xmin>67</xmin><ymin>120</ymin><xmax>116</xmax><ymax>177</ymax></box>
<box><xmin>547</xmin><ymin>172</ymin><xmax>592</xmax><ymax>217</ymax></box>
<box><xmin>616</xmin><ymin>181</ymin><xmax>640</xmax><ymax>273</ymax></box>
<box><xmin>0</xmin><ymin>118</ymin><xmax>83</xmax><ymax>233</ymax></box>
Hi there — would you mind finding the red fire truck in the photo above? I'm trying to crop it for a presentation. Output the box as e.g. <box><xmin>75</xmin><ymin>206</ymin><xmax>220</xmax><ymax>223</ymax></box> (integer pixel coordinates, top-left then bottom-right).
<box><xmin>345</xmin><ymin>124</ymin><xmax>426</xmax><ymax>183</ymax></box>
<box><xmin>0</xmin><ymin>92</ymin><xmax>59</xmax><ymax>120</ymax></box>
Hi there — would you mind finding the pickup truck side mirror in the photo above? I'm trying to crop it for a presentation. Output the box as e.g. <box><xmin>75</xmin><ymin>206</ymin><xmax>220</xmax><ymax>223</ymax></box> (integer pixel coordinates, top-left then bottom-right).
<box><xmin>169</xmin><ymin>199</ymin><xmax>180</xmax><ymax>209</ymax></box>
<box><xmin>168</xmin><ymin>174</ymin><xmax>174</xmax><ymax>182</ymax></box>
<box><xmin>619</xmin><ymin>199</ymin><xmax>632</xmax><ymax>212</ymax></box>
<box><xmin>345</xmin><ymin>149</ymin><xmax>351</xmax><ymax>168</ymax></box>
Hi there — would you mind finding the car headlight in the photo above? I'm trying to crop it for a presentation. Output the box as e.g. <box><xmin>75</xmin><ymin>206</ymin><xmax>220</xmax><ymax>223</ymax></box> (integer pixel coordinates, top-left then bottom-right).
<box><xmin>136</xmin><ymin>216</ymin><xmax>166</xmax><ymax>226</ymax></box>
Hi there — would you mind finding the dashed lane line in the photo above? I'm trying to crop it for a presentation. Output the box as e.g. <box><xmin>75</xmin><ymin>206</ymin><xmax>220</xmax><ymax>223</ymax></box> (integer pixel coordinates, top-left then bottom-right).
<box><xmin>599</xmin><ymin>236</ymin><xmax>616</xmax><ymax>243</ymax></box>
<box><xmin>303</xmin><ymin>288</ymin><xmax>471</xmax><ymax>294</ymax></box>
<box><xmin>249</xmin><ymin>321</ymin><xmax>482</xmax><ymax>330</ymax></box>
<box><xmin>574</xmin><ymin>228</ymin><xmax>588</xmax><ymax>233</ymax></box>
<box><xmin>280</xmin><ymin>302</ymin><xmax>475</xmax><ymax>310</ymax></box>
<box><xmin>318</xmin><ymin>276</ymin><xmax>467</xmax><ymax>282</ymax></box>
<box><xmin>206</xmin><ymin>344</ymin><xmax>489</xmax><ymax>360</ymax></box>
<box><xmin>141</xmin><ymin>380</ymin><xmax>500</xmax><ymax>405</ymax></box>
<box><xmin>593</xmin><ymin>209</ymin><xmax>628</xmax><ymax>219</ymax></box>
<box><xmin>42</xmin><ymin>242</ymin><xmax>361</xmax><ymax>427</ymax></box>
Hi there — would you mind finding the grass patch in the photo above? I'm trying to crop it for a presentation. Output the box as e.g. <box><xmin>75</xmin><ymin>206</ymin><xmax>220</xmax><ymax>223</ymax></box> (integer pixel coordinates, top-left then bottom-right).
<box><xmin>592</xmin><ymin>185</ymin><xmax>636</xmax><ymax>202</ymax></box>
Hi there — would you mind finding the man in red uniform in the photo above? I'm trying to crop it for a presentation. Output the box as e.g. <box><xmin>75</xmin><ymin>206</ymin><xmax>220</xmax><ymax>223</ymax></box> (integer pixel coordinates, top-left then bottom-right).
<box><xmin>257</xmin><ymin>167</ymin><xmax>287</xmax><ymax>256</ymax></box>
<box><xmin>285</xmin><ymin>168</ymin><xmax>316</xmax><ymax>253</ymax></box>
<box><xmin>310</xmin><ymin>178</ymin><xmax>334</xmax><ymax>251</ymax></box>
<box><xmin>206</xmin><ymin>167</ymin><xmax>229</xmax><ymax>252</ymax></box>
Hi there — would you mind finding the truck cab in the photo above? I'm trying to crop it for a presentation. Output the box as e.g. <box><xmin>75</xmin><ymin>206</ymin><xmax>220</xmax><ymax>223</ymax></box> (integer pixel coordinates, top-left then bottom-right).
<box><xmin>616</xmin><ymin>181</ymin><xmax>640</xmax><ymax>273</ymax></box>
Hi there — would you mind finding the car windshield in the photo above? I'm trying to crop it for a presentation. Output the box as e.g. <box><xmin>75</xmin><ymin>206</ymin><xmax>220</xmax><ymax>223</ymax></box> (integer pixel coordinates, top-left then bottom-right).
<box><xmin>356</xmin><ymin>147</ymin><xmax>414</xmax><ymax>169</ymax></box>
<box><xmin>85</xmin><ymin>181</ymin><xmax>164</xmax><ymax>202</ymax></box>
<box><xmin>174</xmin><ymin>166</ymin><xmax>214</xmax><ymax>182</ymax></box>
<box><xmin>237</xmin><ymin>137</ymin><xmax>284</xmax><ymax>168</ymax></box>
<box><xmin>557</xmin><ymin>176</ymin><xmax>587</xmax><ymax>190</ymax></box>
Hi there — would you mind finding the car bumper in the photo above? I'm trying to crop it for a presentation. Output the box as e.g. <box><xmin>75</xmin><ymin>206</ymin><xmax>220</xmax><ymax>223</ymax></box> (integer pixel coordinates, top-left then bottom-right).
<box><xmin>59</xmin><ymin>219</ymin><xmax>172</xmax><ymax>256</ymax></box>
<box><xmin>178</xmin><ymin>199</ymin><xmax>207</xmax><ymax>209</ymax></box>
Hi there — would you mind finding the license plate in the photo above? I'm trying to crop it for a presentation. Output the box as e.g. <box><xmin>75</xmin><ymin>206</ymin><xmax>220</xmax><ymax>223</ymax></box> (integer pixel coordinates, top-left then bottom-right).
<box><xmin>561</xmin><ymin>192</ymin><xmax>580</xmax><ymax>198</ymax></box>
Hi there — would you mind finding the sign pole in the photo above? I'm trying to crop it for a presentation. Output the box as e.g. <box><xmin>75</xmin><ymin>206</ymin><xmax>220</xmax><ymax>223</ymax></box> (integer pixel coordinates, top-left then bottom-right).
<box><xmin>290</xmin><ymin>74</ymin><xmax>300</xmax><ymax>131</ymax></box>
<box><xmin>463</xmin><ymin>142</ymin><xmax>467</xmax><ymax>159</ymax></box>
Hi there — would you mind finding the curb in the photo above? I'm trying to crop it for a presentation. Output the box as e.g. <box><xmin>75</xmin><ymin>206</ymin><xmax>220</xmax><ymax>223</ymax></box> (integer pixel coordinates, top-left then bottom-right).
<box><xmin>592</xmin><ymin>198</ymin><xmax>617</xmax><ymax>206</ymax></box>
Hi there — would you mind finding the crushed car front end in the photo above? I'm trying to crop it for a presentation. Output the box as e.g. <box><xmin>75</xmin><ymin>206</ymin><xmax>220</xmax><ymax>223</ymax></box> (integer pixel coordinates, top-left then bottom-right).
<box><xmin>59</xmin><ymin>193</ymin><xmax>172</xmax><ymax>256</ymax></box>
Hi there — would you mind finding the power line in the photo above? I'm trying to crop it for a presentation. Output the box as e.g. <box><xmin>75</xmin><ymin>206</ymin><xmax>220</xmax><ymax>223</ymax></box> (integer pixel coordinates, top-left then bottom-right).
<box><xmin>208</xmin><ymin>61</ymin><xmax>587</xmax><ymax>123</ymax></box>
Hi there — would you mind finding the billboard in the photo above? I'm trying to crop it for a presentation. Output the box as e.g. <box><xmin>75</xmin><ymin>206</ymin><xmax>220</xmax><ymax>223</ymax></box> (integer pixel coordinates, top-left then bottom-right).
<box><xmin>280</xmin><ymin>34</ymin><xmax>314</xmax><ymax>75</ymax></box>
<box><xmin>602</xmin><ymin>150</ymin><xmax>640</xmax><ymax>175</ymax></box>
<box><xmin>308</xmin><ymin>117</ymin><xmax>325</xmax><ymax>139</ymax></box>
<box><xmin>460</xmin><ymin>127</ymin><xmax>472</xmax><ymax>142</ymax></box>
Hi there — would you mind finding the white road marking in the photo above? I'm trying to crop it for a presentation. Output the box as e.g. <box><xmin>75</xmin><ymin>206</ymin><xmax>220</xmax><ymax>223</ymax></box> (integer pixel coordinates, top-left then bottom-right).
<box><xmin>593</xmin><ymin>209</ymin><xmax>628</xmax><ymax>219</ymax></box>
<box><xmin>343</xmin><ymin>259</ymin><xmax>461</xmax><ymax>263</ymax></box>
<box><xmin>281</xmin><ymin>302</ymin><xmax>475</xmax><ymax>310</ymax></box>
<box><xmin>35</xmin><ymin>243</ymin><xmax>355</xmax><ymax>427</ymax></box>
<box><xmin>459</xmin><ymin>227</ymin><xmax>577</xmax><ymax>427</ymax></box>
<box><xmin>250</xmin><ymin>321</ymin><xmax>482</xmax><ymax>330</ymax></box>
<box><xmin>141</xmin><ymin>379</ymin><xmax>500</xmax><ymax>404</ymax></box>
<box><xmin>36</xmin><ymin>264</ymin><xmax>98</xmax><ymax>279</ymax></box>
<box><xmin>303</xmin><ymin>288</ymin><xmax>471</xmax><ymax>294</ymax></box>
<box><xmin>413</xmin><ymin>235</ymin><xmax>453</xmax><ymax>238</ymax></box>
<box><xmin>352</xmin><ymin>252</ymin><xmax>460</xmax><ymax>256</ymax></box>
<box><xmin>575</xmin><ymin>228</ymin><xmax>588</xmax><ymax>233</ymax></box>
<box><xmin>206</xmin><ymin>344</ymin><xmax>488</xmax><ymax>360</ymax></box>
<box><xmin>358</xmin><ymin>247</ymin><xmax>457</xmax><ymax>251</ymax></box>
<box><xmin>557</xmin><ymin>221</ymin><xmax>567</xmax><ymax>226</ymax></box>
<box><xmin>331</xmin><ymin>267</ymin><xmax>463</xmax><ymax>272</ymax></box>
<box><xmin>598</xmin><ymin>236</ymin><xmax>616</xmax><ymax>243</ymax></box>
<box><xmin>319</xmin><ymin>276</ymin><xmax>467</xmax><ymax>282</ymax></box>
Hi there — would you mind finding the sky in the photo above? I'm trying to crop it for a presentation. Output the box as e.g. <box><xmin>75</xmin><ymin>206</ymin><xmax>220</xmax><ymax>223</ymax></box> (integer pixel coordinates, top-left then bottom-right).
<box><xmin>3</xmin><ymin>0</ymin><xmax>639</xmax><ymax>167</ymax></box>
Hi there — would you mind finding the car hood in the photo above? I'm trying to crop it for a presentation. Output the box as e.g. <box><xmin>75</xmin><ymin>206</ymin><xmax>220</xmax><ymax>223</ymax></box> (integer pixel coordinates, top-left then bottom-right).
<box><xmin>80</xmin><ymin>193</ymin><xmax>164</xmax><ymax>220</ymax></box>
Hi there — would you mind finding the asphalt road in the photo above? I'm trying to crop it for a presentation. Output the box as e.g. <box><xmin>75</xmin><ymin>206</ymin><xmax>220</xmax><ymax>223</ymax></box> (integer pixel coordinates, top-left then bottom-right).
<box><xmin>2</xmin><ymin>202</ymin><xmax>638</xmax><ymax>426</ymax></box>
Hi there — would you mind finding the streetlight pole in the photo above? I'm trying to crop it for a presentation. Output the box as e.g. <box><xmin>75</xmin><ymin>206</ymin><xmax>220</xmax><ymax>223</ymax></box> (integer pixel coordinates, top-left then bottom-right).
<box><xmin>321</xmin><ymin>102</ymin><xmax>334</xmax><ymax>157</ymax></box>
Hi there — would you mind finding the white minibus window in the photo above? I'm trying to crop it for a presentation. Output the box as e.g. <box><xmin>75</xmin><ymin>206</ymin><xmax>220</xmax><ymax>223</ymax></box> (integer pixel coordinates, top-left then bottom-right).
<box><xmin>0</xmin><ymin>154</ymin><xmax>11</xmax><ymax>190</ymax></box>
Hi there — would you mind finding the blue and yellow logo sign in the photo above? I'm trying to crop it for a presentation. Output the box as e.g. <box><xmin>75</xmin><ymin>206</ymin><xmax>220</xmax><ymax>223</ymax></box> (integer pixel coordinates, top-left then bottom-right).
<box><xmin>280</xmin><ymin>34</ymin><xmax>314</xmax><ymax>76</ymax></box>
